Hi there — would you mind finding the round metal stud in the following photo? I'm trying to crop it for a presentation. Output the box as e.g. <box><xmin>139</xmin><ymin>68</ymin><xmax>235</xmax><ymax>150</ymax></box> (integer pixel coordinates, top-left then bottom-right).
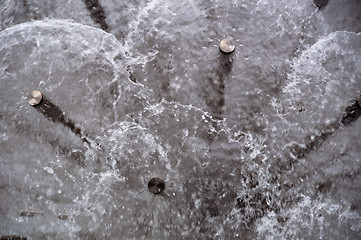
<box><xmin>28</xmin><ymin>90</ymin><xmax>43</xmax><ymax>106</ymax></box>
<box><xmin>219</xmin><ymin>38</ymin><xmax>235</xmax><ymax>54</ymax></box>
<box><xmin>148</xmin><ymin>177</ymin><xmax>165</xmax><ymax>194</ymax></box>
<box><xmin>313</xmin><ymin>0</ymin><xmax>328</xmax><ymax>9</ymax></box>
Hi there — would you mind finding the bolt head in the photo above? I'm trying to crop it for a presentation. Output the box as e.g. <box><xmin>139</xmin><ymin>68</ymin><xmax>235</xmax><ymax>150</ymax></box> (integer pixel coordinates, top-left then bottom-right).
<box><xmin>148</xmin><ymin>177</ymin><xmax>165</xmax><ymax>194</ymax></box>
<box><xmin>219</xmin><ymin>38</ymin><xmax>235</xmax><ymax>54</ymax></box>
<box><xmin>28</xmin><ymin>90</ymin><xmax>43</xmax><ymax>106</ymax></box>
<box><xmin>313</xmin><ymin>0</ymin><xmax>328</xmax><ymax>8</ymax></box>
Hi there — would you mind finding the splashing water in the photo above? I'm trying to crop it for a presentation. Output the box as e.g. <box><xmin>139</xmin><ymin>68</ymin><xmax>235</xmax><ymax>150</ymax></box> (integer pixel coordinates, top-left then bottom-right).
<box><xmin>0</xmin><ymin>0</ymin><xmax>360</xmax><ymax>239</ymax></box>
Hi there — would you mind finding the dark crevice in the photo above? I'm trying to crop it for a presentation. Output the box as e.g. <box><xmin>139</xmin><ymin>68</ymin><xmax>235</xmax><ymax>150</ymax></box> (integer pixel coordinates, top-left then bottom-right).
<box><xmin>35</xmin><ymin>96</ymin><xmax>90</xmax><ymax>146</ymax></box>
<box><xmin>0</xmin><ymin>236</ymin><xmax>27</xmax><ymax>240</ymax></box>
<box><xmin>341</xmin><ymin>101</ymin><xmax>361</xmax><ymax>125</ymax></box>
<box><xmin>126</xmin><ymin>66</ymin><xmax>137</xmax><ymax>83</ymax></box>
<box><xmin>206</xmin><ymin>53</ymin><xmax>233</xmax><ymax>121</ymax></box>
<box><xmin>282</xmin><ymin>99</ymin><xmax>361</xmax><ymax>171</ymax></box>
<box><xmin>82</xmin><ymin>0</ymin><xmax>109</xmax><ymax>32</ymax></box>
<box><xmin>33</xmin><ymin>95</ymin><xmax>105</xmax><ymax>154</ymax></box>
<box><xmin>0</xmin><ymin>111</ymin><xmax>86</xmax><ymax>166</ymax></box>
<box><xmin>275</xmin><ymin>99</ymin><xmax>361</xmax><ymax>191</ymax></box>
<box><xmin>204</xmin><ymin>53</ymin><xmax>233</xmax><ymax>143</ymax></box>
<box><xmin>237</xmin><ymin>97</ymin><xmax>361</xmax><ymax>226</ymax></box>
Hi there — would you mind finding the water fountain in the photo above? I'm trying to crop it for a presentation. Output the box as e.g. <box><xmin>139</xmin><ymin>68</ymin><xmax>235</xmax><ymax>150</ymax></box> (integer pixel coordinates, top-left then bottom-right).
<box><xmin>0</xmin><ymin>0</ymin><xmax>360</xmax><ymax>239</ymax></box>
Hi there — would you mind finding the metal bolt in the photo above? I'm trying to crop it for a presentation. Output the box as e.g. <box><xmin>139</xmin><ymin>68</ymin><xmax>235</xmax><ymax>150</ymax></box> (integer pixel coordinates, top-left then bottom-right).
<box><xmin>219</xmin><ymin>38</ymin><xmax>235</xmax><ymax>54</ymax></box>
<box><xmin>313</xmin><ymin>0</ymin><xmax>328</xmax><ymax>9</ymax></box>
<box><xmin>148</xmin><ymin>177</ymin><xmax>165</xmax><ymax>194</ymax></box>
<box><xmin>28</xmin><ymin>90</ymin><xmax>43</xmax><ymax>106</ymax></box>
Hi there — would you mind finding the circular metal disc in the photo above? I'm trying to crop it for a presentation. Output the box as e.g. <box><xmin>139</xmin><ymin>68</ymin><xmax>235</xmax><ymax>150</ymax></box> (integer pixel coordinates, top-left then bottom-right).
<box><xmin>219</xmin><ymin>38</ymin><xmax>235</xmax><ymax>54</ymax></box>
<box><xmin>148</xmin><ymin>177</ymin><xmax>165</xmax><ymax>194</ymax></box>
<box><xmin>28</xmin><ymin>90</ymin><xmax>43</xmax><ymax>106</ymax></box>
<box><xmin>313</xmin><ymin>0</ymin><xmax>328</xmax><ymax>8</ymax></box>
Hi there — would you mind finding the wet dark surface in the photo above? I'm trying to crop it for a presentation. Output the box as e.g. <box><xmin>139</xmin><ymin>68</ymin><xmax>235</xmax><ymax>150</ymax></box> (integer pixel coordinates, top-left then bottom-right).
<box><xmin>1</xmin><ymin>0</ymin><xmax>361</xmax><ymax>239</ymax></box>
<box><xmin>0</xmin><ymin>236</ymin><xmax>27</xmax><ymax>240</ymax></box>
<box><xmin>34</xmin><ymin>96</ymin><xmax>91</xmax><ymax>145</ymax></box>
<box><xmin>81</xmin><ymin>0</ymin><xmax>109</xmax><ymax>31</ymax></box>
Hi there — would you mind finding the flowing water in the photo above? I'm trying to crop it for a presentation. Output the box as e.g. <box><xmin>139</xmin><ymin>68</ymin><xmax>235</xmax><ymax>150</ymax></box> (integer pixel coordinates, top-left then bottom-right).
<box><xmin>0</xmin><ymin>0</ymin><xmax>361</xmax><ymax>239</ymax></box>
